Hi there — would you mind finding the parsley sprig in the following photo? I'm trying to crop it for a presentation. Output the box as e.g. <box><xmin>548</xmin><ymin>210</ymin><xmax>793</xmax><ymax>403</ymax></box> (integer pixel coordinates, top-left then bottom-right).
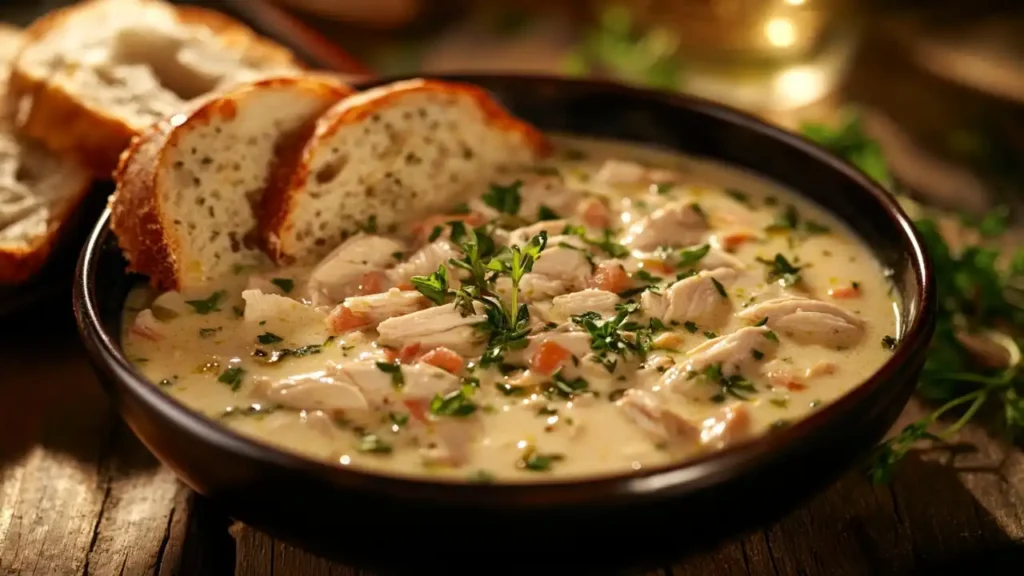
<box><xmin>570</xmin><ymin>302</ymin><xmax>653</xmax><ymax>372</ymax></box>
<box><xmin>803</xmin><ymin>112</ymin><xmax>1024</xmax><ymax>482</ymax></box>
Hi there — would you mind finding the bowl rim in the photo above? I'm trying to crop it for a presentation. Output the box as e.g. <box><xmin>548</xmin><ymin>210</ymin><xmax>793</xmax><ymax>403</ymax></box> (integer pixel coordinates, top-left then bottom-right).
<box><xmin>74</xmin><ymin>73</ymin><xmax>935</xmax><ymax>505</ymax></box>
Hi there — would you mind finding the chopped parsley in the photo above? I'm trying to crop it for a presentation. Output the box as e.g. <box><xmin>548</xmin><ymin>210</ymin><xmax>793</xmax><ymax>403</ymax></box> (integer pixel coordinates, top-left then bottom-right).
<box><xmin>257</xmin><ymin>332</ymin><xmax>283</xmax><ymax>345</ymax></box>
<box><xmin>678</xmin><ymin>243</ymin><xmax>710</xmax><ymax>269</ymax></box>
<box><xmin>518</xmin><ymin>448</ymin><xmax>564</xmax><ymax>471</ymax></box>
<box><xmin>546</xmin><ymin>370</ymin><xmax>589</xmax><ymax>399</ymax></box>
<box><xmin>653</xmin><ymin>181</ymin><xmax>674</xmax><ymax>195</ymax></box>
<box><xmin>689</xmin><ymin>363</ymin><xmax>757</xmax><ymax>402</ymax></box>
<box><xmin>757</xmin><ymin>253</ymin><xmax>803</xmax><ymax>287</ymax></box>
<box><xmin>710</xmin><ymin>277</ymin><xmax>728</xmax><ymax>298</ymax></box>
<box><xmin>536</xmin><ymin>204</ymin><xmax>560</xmax><ymax>221</ymax></box>
<box><xmin>430</xmin><ymin>389</ymin><xmax>478</xmax><ymax>417</ymax></box>
<box><xmin>374</xmin><ymin>361</ymin><xmax>405</xmax><ymax>388</ymax></box>
<box><xmin>881</xmin><ymin>335</ymin><xmax>898</xmax><ymax>350</ymax></box>
<box><xmin>217</xmin><ymin>366</ymin><xmax>245</xmax><ymax>391</ymax></box>
<box><xmin>357</xmin><ymin>434</ymin><xmax>392</xmax><ymax>454</ymax></box>
<box><xmin>185</xmin><ymin>291</ymin><xmax>225</xmax><ymax>314</ymax></box>
<box><xmin>726</xmin><ymin>189</ymin><xmax>750</xmax><ymax>204</ymax></box>
<box><xmin>683</xmin><ymin>321</ymin><xmax>699</xmax><ymax>334</ymax></box>
<box><xmin>562</xmin><ymin>224</ymin><xmax>630</xmax><ymax>258</ymax></box>
<box><xmin>482</xmin><ymin>180</ymin><xmax>523</xmax><ymax>215</ymax></box>
<box><xmin>428</xmin><ymin>225</ymin><xmax>443</xmax><ymax>242</ymax></box>
<box><xmin>271</xmin><ymin>278</ymin><xmax>295</xmax><ymax>293</ymax></box>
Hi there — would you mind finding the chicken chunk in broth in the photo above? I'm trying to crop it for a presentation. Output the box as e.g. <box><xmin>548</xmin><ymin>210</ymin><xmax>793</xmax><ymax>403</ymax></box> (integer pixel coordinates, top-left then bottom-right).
<box><xmin>122</xmin><ymin>137</ymin><xmax>900</xmax><ymax>482</ymax></box>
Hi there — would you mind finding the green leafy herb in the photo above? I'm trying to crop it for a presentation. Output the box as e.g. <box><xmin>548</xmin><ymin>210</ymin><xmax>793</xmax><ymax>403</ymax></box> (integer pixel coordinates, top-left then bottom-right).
<box><xmin>389</xmin><ymin>412</ymin><xmax>409</xmax><ymax>427</ymax></box>
<box><xmin>632</xmin><ymin>269</ymin><xmax>662</xmax><ymax>284</ymax></box>
<box><xmin>257</xmin><ymin>332</ymin><xmax>283</xmax><ymax>345</ymax></box>
<box><xmin>726</xmin><ymin>189</ymin><xmax>750</xmax><ymax>205</ymax></box>
<box><xmin>806</xmin><ymin>113</ymin><xmax>1024</xmax><ymax>483</ymax></box>
<box><xmin>537</xmin><ymin>205</ymin><xmax>560</xmax><ymax>221</ymax></box>
<box><xmin>653</xmin><ymin>181</ymin><xmax>674</xmax><ymax>195</ymax></box>
<box><xmin>357</xmin><ymin>433</ymin><xmax>393</xmax><ymax>454</ymax></box>
<box><xmin>710</xmin><ymin>277</ymin><xmax>728</xmax><ymax>298</ymax></box>
<box><xmin>683</xmin><ymin>321</ymin><xmax>699</xmax><ymax>334</ymax></box>
<box><xmin>271</xmin><ymin>278</ymin><xmax>295</xmax><ymax>293</ymax></box>
<box><xmin>430</xmin><ymin>389</ymin><xmax>478</xmax><ymax>417</ymax></box>
<box><xmin>428</xmin><ymin>225</ymin><xmax>443</xmax><ymax>242</ymax></box>
<box><xmin>757</xmin><ymin>253</ymin><xmax>803</xmax><ymax>287</ymax></box>
<box><xmin>518</xmin><ymin>448</ymin><xmax>564</xmax><ymax>472</ymax></box>
<box><xmin>217</xmin><ymin>366</ymin><xmax>245</xmax><ymax>391</ymax></box>
<box><xmin>410</xmin><ymin>264</ymin><xmax>450</xmax><ymax>305</ymax></box>
<box><xmin>562</xmin><ymin>225</ymin><xmax>630</xmax><ymax>258</ymax></box>
<box><xmin>374</xmin><ymin>361</ymin><xmax>405</xmax><ymax>388</ymax></box>
<box><xmin>185</xmin><ymin>291</ymin><xmax>225</xmax><ymax>315</ymax></box>
<box><xmin>677</xmin><ymin>243</ymin><xmax>711</xmax><ymax>269</ymax></box>
<box><xmin>689</xmin><ymin>363</ymin><xmax>757</xmax><ymax>401</ymax></box>
<box><xmin>546</xmin><ymin>370</ymin><xmax>589</xmax><ymax>399</ymax></box>
<box><xmin>482</xmin><ymin>180</ymin><xmax>523</xmax><ymax>215</ymax></box>
<box><xmin>571</xmin><ymin>302</ymin><xmax>653</xmax><ymax>371</ymax></box>
<box><xmin>882</xmin><ymin>335</ymin><xmax>898</xmax><ymax>350</ymax></box>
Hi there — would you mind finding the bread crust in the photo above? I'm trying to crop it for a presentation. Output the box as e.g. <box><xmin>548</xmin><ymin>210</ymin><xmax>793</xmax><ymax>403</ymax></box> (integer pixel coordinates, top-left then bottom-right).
<box><xmin>110</xmin><ymin>75</ymin><xmax>351</xmax><ymax>290</ymax></box>
<box><xmin>259</xmin><ymin>78</ymin><xmax>551</xmax><ymax>262</ymax></box>
<box><xmin>0</xmin><ymin>177</ymin><xmax>92</xmax><ymax>285</ymax></box>
<box><xmin>7</xmin><ymin>0</ymin><xmax>303</xmax><ymax>178</ymax></box>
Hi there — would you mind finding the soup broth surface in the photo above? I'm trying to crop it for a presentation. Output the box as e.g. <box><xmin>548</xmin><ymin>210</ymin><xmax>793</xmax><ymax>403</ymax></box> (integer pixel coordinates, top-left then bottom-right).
<box><xmin>123</xmin><ymin>136</ymin><xmax>899</xmax><ymax>482</ymax></box>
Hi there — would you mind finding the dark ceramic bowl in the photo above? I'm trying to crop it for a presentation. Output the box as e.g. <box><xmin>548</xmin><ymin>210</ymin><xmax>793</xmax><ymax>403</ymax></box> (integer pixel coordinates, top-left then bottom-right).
<box><xmin>74</xmin><ymin>75</ymin><xmax>934</xmax><ymax>574</ymax></box>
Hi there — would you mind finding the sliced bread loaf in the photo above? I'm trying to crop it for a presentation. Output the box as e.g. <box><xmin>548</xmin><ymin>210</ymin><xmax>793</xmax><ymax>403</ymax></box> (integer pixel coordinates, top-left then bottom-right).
<box><xmin>8</xmin><ymin>0</ymin><xmax>303</xmax><ymax>177</ymax></box>
<box><xmin>110</xmin><ymin>75</ymin><xmax>351</xmax><ymax>291</ymax></box>
<box><xmin>260</xmin><ymin>78</ymin><xmax>551</xmax><ymax>264</ymax></box>
<box><xmin>0</xmin><ymin>25</ymin><xmax>94</xmax><ymax>285</ymax></box>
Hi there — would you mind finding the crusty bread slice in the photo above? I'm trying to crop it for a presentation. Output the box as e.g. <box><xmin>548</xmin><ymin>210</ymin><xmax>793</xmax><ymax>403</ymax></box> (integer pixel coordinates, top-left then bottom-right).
<box><xmin>8</xmin><ymin>0</ymin><xmax>303</xmax><ymax>177</ymax></box>
<box><xmin>0</xmin><ymin>25</ymin><xmax>93</xmax><ymax>285</ymax></box>
<box><xmin>110</xmin><ymin>75</ymin><xmax>352</xmax><ymax>291</ymax></box>
<box><xmin>260</xmin><ymin>78</ymin><xmax>551</xmax><ymax>264</ymax></box>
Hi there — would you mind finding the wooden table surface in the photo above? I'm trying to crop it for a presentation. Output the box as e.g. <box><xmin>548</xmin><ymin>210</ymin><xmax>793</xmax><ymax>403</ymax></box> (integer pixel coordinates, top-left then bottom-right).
<box><xmin>3</xmin><ymin>3</ymin><xmax>1024</xmax><ymax>576</ymax></box>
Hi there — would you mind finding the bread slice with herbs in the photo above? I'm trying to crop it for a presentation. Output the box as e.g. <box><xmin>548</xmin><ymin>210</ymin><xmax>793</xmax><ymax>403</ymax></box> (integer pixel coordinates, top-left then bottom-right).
<box><xmin>110</xmin><ymin>75</ymin><xmax>352</xmax><ymax>291</ymax></box>
<box><xmin>7</xmin><ymin>0</ymin><xmax>303</xmax><ymax>177</ymax></box>
<box><xmin>260</xmin><ymin>78</ymin><xmax>551</xmax><ymax>265</ymax></box>
<box><xmin>0</xmin><ymin>24</ymin><xmax>94</xmax><ymax>285</ymax></box>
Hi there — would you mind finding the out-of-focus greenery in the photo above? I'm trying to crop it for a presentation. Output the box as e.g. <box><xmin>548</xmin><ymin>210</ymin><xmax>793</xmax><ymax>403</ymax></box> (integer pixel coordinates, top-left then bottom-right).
<box><xmin>564</xmin><ymin>3</ymin><xmax>683</xmax><ymax>91</ymax></box>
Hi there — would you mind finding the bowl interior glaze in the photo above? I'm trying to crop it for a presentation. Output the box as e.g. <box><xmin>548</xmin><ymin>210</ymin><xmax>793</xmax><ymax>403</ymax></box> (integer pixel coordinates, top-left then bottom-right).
<box><xmin>75</xmin><ymin>74</ymin><xmax>934</xmax><ymax>573</ymax></box>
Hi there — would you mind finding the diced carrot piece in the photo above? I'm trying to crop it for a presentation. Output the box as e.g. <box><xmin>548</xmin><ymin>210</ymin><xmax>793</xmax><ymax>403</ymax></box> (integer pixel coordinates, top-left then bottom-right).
<box><xmin>326</xmin><ymin>305</ymin><xmax>371</xmax><ymax>334</ymax></box>
<box><xmin>580</xmin><ymin>197</ymin><xmax>611</xmax><ymax>229</ymax></box>
<box><xmin>357</xmin><ymin>271</ymin><xmax>386</xmax><ymax>295</ymax></box>
<box><xmin>419</xmin><ymin>347</ymin><xmax>465</xmax><ymax>374</ymax></box>
<box><xmin>828</xmin><ymin>285</ymin><xmax>860</xmax><ymax>299</ymax></box>
<box><xmin>396</xmin><ymin>281</ymin><xmax>415</xmax><ymax>291</ymax></box>
<box><xmin>721</xmin><ymin>231</ymin><xmax>755</xmax><ymax>251</ymax></box>
<box><xmin>785</xmin><ymin>381</ymin><xmax>807</xmax><ymax>392</ymax></box>
<box><xmin>590</xmin><ymin>262</ymin><xmax>632</xmax><ymax>293</ymax></box>
<box><xmin>399</xmin><ymin>342</ymin><xmax>422</xmax><ymax>363</ymax></box>
<box><xmin>403</xmin><ymin>399</ymin><xmax>430</xmax><ymax>423</ymax></box>
<box><xmin>383</xmin><ymin>347</ymin><xmax>399</xmax><ymax>363</ymax></box>
<box><xmin>639</xmin><ymin>259</ymin><xmax>674</xmax><ymax>274</ymax></box>
<box><xmin>530</xmin><ymin>341</ymin><xmax>573</xmax><ymax>375</ymax></box>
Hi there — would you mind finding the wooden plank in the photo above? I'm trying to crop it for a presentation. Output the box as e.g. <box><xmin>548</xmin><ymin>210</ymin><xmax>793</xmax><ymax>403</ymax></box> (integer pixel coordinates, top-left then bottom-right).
<box><xmin>83</xmin><ymin>422</ymin><xmax>181</xmax><ymax>575</ymax></box>
<box><xmin>0</xmin><ymin>304</ymin><xmax>196</xmax><ymax>576</ymax></box>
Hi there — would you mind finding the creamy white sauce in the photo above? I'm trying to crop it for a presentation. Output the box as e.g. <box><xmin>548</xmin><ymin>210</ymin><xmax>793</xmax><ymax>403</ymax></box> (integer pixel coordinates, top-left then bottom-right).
<box><xmin>122</xmin><ymin>136</ymin><xmax>899</xmax><ymax>483</ymax></box>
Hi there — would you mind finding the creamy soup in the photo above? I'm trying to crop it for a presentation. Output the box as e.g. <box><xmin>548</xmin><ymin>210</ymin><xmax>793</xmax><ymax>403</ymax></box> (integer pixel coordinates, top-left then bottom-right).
<box><xmin>122</xmin><ymin>137</ymin><xmax>899</xmax><ymax>482</ymax></box>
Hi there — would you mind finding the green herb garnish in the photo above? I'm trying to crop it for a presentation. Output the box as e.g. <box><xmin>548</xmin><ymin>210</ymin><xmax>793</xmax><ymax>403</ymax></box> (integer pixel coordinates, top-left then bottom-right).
<box><xmin>185</xmin><ymin>291</ymin><xmax>225</xmax><ymax>315</ymax></box>
<box><xmin>217</xmin><ymin>366</ymin><xmax>245</xmax><ymax>391</ymax></box>
<box><xmin>756</xmin><ymin>253</ymin><xmax>803</xmax><ymax>287</ymax></box>
<box><xmin>430</xmin><ymin>389</ymin><xmax>478</xmax><ymax>417</ymax></box>
<box><xmin>482</xmin><ymin>180</ymin><xmax>523</xmax><ymax>215</ymax></box>
<box><xmin>257</xmin><ymin>332</ymin><xmax>283</xmax><ymax>345</ymax></box>
<box><xmin>374</xmin><ymin>361</ymin><xmax>405</xmax><ymax>388</ymax></box>
<box><xmin>271</xmin><ymin>278</ymin><xmax>294</xmax><ymax>293</ymax></box>
<box><xmin>410</xmin><ymin>264</ymin><xmax>450</xmax><ymax>305</ymax></box>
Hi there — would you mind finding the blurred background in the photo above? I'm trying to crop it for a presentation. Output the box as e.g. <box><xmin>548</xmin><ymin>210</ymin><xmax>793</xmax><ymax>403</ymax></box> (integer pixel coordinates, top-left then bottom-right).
<box><xmin>9</xmin><ymin>0</ymin><xmax>1022</xmax><ymax>214</ymax></box>
<box><xmin>219</xmin><ymin>0</ymin><xmax>1024</xmax><ymax>215</ymax></box>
